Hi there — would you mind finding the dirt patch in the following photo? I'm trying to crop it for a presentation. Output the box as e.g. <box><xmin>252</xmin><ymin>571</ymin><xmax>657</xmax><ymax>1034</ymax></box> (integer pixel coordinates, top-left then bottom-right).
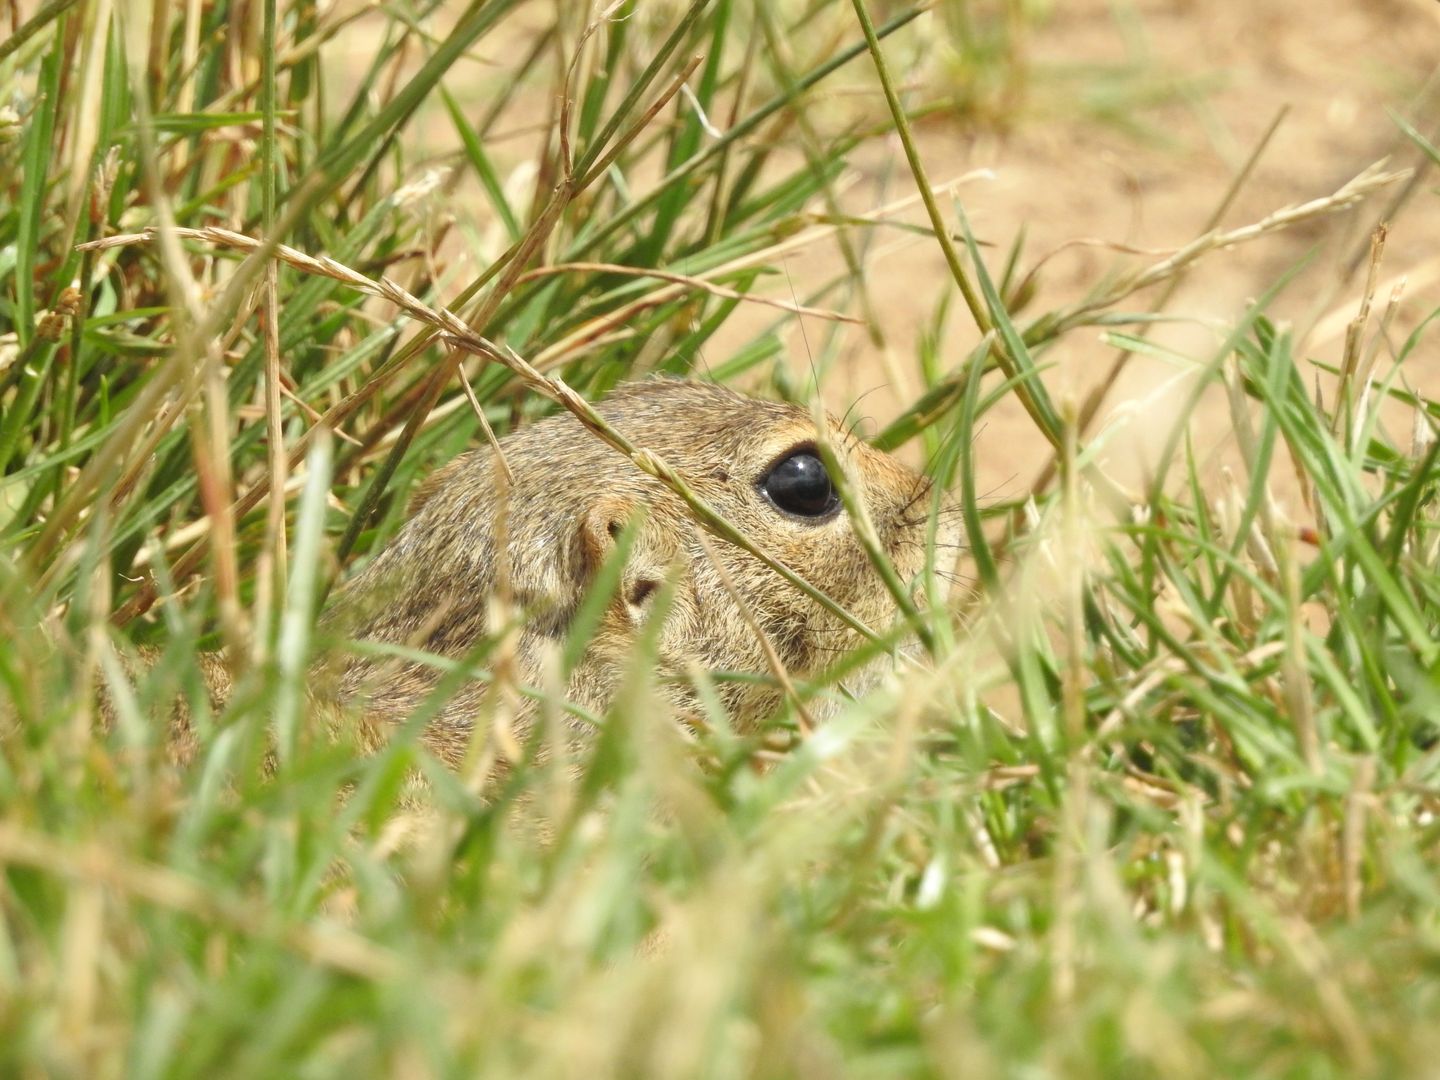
<box><xmin>758</xmin><ymin>0</ymin><xmax>1440</xmax><ymax>504</ymax></box>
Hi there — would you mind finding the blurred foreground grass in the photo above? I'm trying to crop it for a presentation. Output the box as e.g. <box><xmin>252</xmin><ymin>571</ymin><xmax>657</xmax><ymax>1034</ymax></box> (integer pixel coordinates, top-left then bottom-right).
<box><xmin>2</xmin><ymin>1</ymin><xmax>1440</xmax><ymax>1076</ymax></box>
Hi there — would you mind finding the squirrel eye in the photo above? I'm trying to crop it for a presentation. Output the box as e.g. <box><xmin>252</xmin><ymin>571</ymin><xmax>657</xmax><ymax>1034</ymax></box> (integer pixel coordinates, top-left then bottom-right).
<box><xmin>759</xmin><ymin>450</ymin><xmax>840</xmax><ymax>519</ymax></box>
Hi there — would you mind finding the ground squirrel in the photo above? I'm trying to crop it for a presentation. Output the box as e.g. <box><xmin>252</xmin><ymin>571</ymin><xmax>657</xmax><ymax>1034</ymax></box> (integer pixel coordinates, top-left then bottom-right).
<box><xmin>319</xmin><ymin>378</ymin><xmax>956</xmax><ymax>767</ymax></box>
<box><xmin>123</xmin><ymin>379</ymin><xmax>956</xmax><ymax>766</ymax></box>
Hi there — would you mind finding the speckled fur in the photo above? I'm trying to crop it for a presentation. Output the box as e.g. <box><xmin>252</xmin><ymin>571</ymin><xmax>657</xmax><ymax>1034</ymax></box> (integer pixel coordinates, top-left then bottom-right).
<box><xmin>319</xmin><ymin>379</ymin><xmax>955</xmax><ymax>767</ymax></box>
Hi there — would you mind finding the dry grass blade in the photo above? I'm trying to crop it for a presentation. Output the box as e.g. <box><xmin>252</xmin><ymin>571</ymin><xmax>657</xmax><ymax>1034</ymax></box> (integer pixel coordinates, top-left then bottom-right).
<box><xmin>1334</xmin><ymin>223</ymin><xmax>1387</xmax><ymax>438</ymax></box>
<box><xmin>1047</xmin><ymin>163</ymin><xmax>1409</xmax><ymax>334</ymax></box>
<box><xmin>516</xmin><ymin>261</ymin><xmax>863</xmax><ymax>323</ymax></box>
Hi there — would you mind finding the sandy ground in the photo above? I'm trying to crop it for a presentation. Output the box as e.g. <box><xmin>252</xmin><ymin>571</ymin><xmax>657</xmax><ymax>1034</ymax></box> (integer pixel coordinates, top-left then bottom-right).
<box><xmin>789</xmin><ymin>0</ymin><xmax>1440</xmax><ymax>503</ymax></box>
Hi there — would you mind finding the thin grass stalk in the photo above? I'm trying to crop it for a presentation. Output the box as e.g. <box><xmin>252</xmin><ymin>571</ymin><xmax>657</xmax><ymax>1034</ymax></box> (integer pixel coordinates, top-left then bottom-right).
<box><xmin>575</xmin><ymin>53</ymin><xmax>706</xmax><ymax>190</ymax></box>
<box><xmin>192</xmin><ymin>354</ymin><xmax>247</xmax><ymax>663</ymax></box>
<box><xmin>1336</xmin><ymin>224</ymin><xmax>1386</xmax><ymax>441</ymax></box>
<box><xmin>301</xmin><ymin>0</ymin><xmax>501</xmax><ymax>210</ymax></box>
<box><xmin>1048</xmin><ymin>164</ymin><xmax>1406</xmax><ymax>336</ymax></box>
<box><xmin>754</xmin><ymin>1</ymin><xmax>887</xmax><ymax>351</ymax></box>
<box><xmin>260</xmin><ymin>266</ymin><xmax>289</xmax><ymax>628</ymax></box>
<box><xmin>516</xmin><ymin>261</ymin><xmax>860</xmax><ymax>323</ymax></box>
<box><xmin>1060</xmin><ymin>400</ymin><xmax>1085</xmax><ymax>746</ymax></box>
<box><xmin>813</xmin><ymin>410</ymin><xmax>933</xmax><ymax>654</ymax></box>
<box><xmin>700</xmin><ymin>13</ymin><xmax>760</xmax><ymax>248</ymax></box>
<box><xmin>847</xmin><ymin>0</ymin><xmax>988</xmax><ymax>334</ymax></box>
<box><xmin>274</xmin><ymin>432</ymin><xmax>332</xmax><ymax>768</ymax></box>
<box><xmin>1280</xmin><ymin>532</ymin><xmax>1320</xmax><ymax>772</ymax></box>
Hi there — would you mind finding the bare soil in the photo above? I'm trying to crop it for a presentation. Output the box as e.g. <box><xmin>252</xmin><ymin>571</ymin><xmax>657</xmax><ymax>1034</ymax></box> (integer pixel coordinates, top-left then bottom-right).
<box><xmin>785</xmin><ymin>0</ymin><xmax>1440</xmax><ymax>502</ymax></box>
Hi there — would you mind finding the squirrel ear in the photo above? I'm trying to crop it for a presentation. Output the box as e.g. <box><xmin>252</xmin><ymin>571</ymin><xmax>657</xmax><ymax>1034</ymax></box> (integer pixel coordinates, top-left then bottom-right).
<box><xmin>578</xmin><ymin>494</ymin><xmax>639</xmax><ymax>577</ymax></box>
<box><xmin>577</xmin><ymin>496</ymin><xmax>669</xmax><ymax>624</ymax></box>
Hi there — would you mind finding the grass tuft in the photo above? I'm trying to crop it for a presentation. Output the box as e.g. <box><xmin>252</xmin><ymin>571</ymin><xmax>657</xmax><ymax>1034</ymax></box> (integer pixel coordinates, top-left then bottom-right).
<box><xmin>2</xmin><ymin>1</ymin><xmax>1439</xmax><ymax>1076</ymax></box>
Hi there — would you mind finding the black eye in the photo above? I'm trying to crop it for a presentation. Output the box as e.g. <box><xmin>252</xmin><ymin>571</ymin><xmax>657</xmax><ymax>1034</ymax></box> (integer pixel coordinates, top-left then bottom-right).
<box><xmin>759</xmin><ymin>449</ymin><xmax>840</xmax><ymax>519</ymax></box>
